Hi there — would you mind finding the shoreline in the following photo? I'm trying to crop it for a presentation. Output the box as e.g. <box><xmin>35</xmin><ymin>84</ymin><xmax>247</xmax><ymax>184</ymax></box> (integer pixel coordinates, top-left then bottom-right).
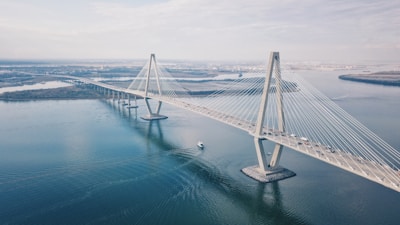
<box><xmin>0</xmin><ymin>85</ymin><xmax>220</xmax><ymax>101</ymax></box>
<box><xmin>338</xmin><ymin>72</ymin><xmax>400</xmax><ymax>87</ymax></box>
<box><xmin>0</xmin><ymin>86</ymin><xmax>104</xmax><ymax>101</ymax></box>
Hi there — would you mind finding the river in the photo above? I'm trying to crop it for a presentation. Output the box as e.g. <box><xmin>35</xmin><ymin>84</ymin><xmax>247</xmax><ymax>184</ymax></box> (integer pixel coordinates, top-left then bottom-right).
<box><xmin>0</xmin><ymin>70</ymin><xmax>399</xmax><ymax>225</ymax></box>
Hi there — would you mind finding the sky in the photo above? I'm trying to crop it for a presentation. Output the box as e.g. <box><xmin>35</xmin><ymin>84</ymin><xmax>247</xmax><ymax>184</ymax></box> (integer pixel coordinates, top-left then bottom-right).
<box><xmin>0</xmin><ymin>0</ymin><xmax>399</xmax><ymax>62</ymax></box>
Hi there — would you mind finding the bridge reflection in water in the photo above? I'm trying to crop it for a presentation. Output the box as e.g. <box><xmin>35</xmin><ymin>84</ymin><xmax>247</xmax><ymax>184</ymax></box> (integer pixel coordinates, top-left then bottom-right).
<box><xmin>100</xmin><ymin>98</ymin><xmax>311</xmax><ymax>225</ymax></box>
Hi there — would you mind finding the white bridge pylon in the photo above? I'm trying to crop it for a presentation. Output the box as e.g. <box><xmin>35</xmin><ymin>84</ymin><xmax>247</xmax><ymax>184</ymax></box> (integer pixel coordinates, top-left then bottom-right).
<box><xmin>65</xmin><ymin>52</ymin><xmax>400</xmax><ymax>192</ymax></box>
<box><xmin>242</xmin><ymin>52</ymin><xmax>296</xmax><ymax>182</ymax></box>
<box><xmin>127</xmin><ymin>53</ymin><xmax>191</xmax><ymax>120</ymax></box>
<box><xmin>130</xmin><ymin>53</ymin><xmax>167</xmax><ymax>120</ymax></box>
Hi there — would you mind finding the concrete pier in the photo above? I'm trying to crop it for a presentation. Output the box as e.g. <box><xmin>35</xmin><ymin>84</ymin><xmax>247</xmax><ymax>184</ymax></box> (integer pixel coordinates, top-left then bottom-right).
<box><xmin>241</xmin><ymin>165</ymin><xmax>296</xmax><ymax>182</ymax></box>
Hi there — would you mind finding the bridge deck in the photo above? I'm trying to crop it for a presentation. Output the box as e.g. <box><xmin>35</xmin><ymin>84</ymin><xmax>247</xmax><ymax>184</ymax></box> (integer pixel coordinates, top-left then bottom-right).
<box><xmin>61</xmin><ymin>75</ymin><xmax>400</xmax><ymax>192</ymax></box>
<box><xmin>136</xmin><ymin>94</ymin><xmax>400</xmax><ymax>192</ymax></box>
<box><xmin>262</xmin><ymin>130</ymin><xmax>400</xmax><ymax>192</ymax></box>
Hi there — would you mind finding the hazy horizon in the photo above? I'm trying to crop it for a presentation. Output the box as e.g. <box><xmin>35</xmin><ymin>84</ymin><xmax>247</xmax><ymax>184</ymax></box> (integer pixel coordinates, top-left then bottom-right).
<box><xmin>0</xmin><ymin>0</ymin><xmax>399</xmax><ymax>63</ymax></box>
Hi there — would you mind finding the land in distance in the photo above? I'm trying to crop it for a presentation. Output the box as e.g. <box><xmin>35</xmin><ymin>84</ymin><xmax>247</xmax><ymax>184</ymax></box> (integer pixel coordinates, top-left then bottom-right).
<box><xmin>338</xmin><ymin>71</ymin><xmax>400</xmax><ymax>86</ymax></box>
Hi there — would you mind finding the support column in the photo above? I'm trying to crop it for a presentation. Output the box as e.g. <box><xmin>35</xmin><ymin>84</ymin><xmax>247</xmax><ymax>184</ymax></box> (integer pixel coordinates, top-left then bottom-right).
<box><xmin>141</xmin><ymin>98</ymin><xmax>167</xmax><ymax>120</ymax></box>
<box><xmin>241</xmin><ymin>52</ymin><xmax>295</xmax><ymax>182</ymax></box>
<box><xmin>269</xmin><ymin>53</ymin><xmax>285</xmax><ymax>169</ymax></box>
<box><xmin>254</xmin><ymin>138</ymin><xmax>268</xmax><ymax>171</ymax></box>
<box><xmin>127</xmin><ymin>95</ymin><xmax>139</xmax><ymax>109</ymax></box>
<box><xmin>121</xmin><ymin>93</ymin><xmax>128</xmax><ymax>105</ymax></box>
<box><xmin>141</xmin><ymin>53</ymin><xmax>167</xmax><ymax>121</ymax></box>
<box><xmin>269</xmin><ymin>144</ymin><xmax>284</xmax><ymax>168</ymax></box>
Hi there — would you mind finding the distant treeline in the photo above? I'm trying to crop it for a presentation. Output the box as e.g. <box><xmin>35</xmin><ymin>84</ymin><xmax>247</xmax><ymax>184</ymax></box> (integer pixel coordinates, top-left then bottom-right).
<box><xmin>0</xmin><ymin>86</ymin><xmax>103</xmax><ymax>101</ymax></box>
<box><xmin>338</xmin><ymin>75</ymin><xmax>400</xmax><ymax>87</ymax></box>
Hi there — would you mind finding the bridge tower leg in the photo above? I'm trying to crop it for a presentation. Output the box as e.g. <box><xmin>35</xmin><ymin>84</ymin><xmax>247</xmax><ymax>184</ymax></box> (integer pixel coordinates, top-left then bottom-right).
<box><xmin>242</xmin><ymin>52</ymin><xmax>295</xmax><ymax>182</ymax></box>
<box><xmin>127</xmin><ymin>95</ymin><xmax>139</xmax><ymax>109</ymax></box>
<box><xmin>135</xmin><ymin>95</ymin><xmax>138</xmax><ymax>107</ymax></box>
<box><xmin>141</xmin><ymin>54</ymin><xmax>168</xmax><ymax>121</ymax></box>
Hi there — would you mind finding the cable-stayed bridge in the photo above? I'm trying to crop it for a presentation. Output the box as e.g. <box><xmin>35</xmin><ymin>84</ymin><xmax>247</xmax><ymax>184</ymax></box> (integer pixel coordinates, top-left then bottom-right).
<box><xmin>60</xmin><ymin>52</ymin><xmax>400</xmax><ymax>193</ymax></box>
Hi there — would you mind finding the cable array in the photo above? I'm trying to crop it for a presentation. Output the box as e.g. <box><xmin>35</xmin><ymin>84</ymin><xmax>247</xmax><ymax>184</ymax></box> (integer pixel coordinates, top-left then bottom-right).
<box><xmin>127</xmin><ymin>56</ymin><xmax>190</xmax><ymax>99</ymax></box>
<box><xmin>126</xmin><ymin>56</ymin><xmax>400</xmax><ymax>190</ymax></box>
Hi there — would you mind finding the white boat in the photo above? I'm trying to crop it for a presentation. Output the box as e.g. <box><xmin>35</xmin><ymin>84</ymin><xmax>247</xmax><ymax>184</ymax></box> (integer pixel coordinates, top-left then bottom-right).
<box><xmin>197</xmin><ymin>141</ymin><xmax>204</xmax><ymax>149</ymax></box>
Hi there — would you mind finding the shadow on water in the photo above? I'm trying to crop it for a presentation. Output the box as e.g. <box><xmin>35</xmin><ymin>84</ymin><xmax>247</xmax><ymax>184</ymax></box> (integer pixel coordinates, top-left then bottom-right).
<box><xmin>100</xmin><ymin>99</ymin><xmax>310</xmax><ymax>225</ymax></box>
<box><xmin>179</xmin><ymin>156</ymin><xmax>309</xmax><ymax>225</ymax></box>
<box><xmin>104</xmin><ymin>99</ymin><xmax>173</xmax><ymax>149</ymax></box>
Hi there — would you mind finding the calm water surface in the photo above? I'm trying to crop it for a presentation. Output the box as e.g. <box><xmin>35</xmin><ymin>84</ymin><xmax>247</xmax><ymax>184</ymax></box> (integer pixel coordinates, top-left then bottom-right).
<box><xmin>0</xmin><ymin>71</ymin><xmax>399</xmax><ymax>225</ymax></box>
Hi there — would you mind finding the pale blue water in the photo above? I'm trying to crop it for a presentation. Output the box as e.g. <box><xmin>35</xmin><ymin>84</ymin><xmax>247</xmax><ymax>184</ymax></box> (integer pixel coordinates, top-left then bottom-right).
<box><xmin>0</xmin><ymin>71</ymin><xmax>399</xmax><ymax>225</ymax></box>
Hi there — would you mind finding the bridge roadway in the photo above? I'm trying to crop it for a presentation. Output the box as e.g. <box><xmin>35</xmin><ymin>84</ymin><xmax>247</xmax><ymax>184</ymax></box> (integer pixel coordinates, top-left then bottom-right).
<box><xmin>62</xmin><ymin>75</ymin><xmax>400</xmax><ymax>192</ymax></box>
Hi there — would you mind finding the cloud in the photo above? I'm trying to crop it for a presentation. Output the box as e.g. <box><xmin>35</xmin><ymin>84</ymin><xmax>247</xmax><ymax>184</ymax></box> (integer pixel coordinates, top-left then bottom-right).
<box><xmin>0</xmin><ymin>0</ymin><xmax>399</xmax><ymax>61</ymax></box>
